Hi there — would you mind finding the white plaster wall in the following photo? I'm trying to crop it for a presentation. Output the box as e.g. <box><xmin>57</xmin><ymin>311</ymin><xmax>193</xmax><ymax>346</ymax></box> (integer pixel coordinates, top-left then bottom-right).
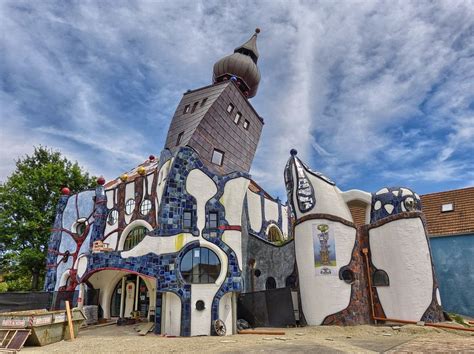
<box><xmin>186</xmin><ymin>169</ymin><xmax>217</xmax><ymax>236</ymax></box>
<box><xmin>147</xmin><ymin>174</ymin><xmax>154</xmax><ymax>196</ymax></box>
<box><xmin>121</xmin><ymin>233</ymin><xmax>193</xmax><ymax>258</ymax></box>
<box><xmin>162</xmin><ymin>292</ymin><xmax>181</xmax><ymax>336</ymax></box>
<box><xmin>190</xmin><ymin>283</ymin><xmax>221</xmax><ymax>336</ymax></box>
<box><xmin>369</xmin><ymin>217</ymin><xmax>433</xmax><ymax>321</ymax></box>
<box><xmin>104</xmin><ymin>232</ymin><xmax>118</xmax><ymax>250</ymax></box>
<box><xmin>264</xmin><ymin>198</ymin><xmax>279</xmax><ymax>222</ymax></box>
<box><xmin>106</xmin><ymin>190</ymin><xmax>114</xmax><ymax>209</ymax></box>
<box><xmin>124</xmin><ymin>182</ymin><xmax>135</xmax><ymax>224</ymax></box>
<box><xmin>218</xmin><ymin>292</ymin><xmax>233</xmax><ymax>336</ymax></box>
<box><xmin>220</xmin><ymin>177</ymin><xmax>250</xmax><ymax>225</ymax></box>
<box><xmin>281</xmin><ymin>206</ymin><xmax>289</xmax><ymax>239</ymax></box>
<box><xmin>291</xmin><ymin>165</ymin><xmax>353</xmax><ymax>222</ymax></box>
<box><xmin>88</xmin><ymin>270</ymin><xmax>127</xmax><ymax>319</ymax></box>
<box><xmin>77</xmin><ymin>255</ymin><xmax>88</xmax><ymax>278</ymax></box>
<box><xmin>156</xmin><ymin>160</ymin><xmax>172</xmax><ymax>218</ymax></box>
<box><xmin>221</xmin><ymin>230</ymin><xmax>242</xmax><ymax>270</ymax></box>
<box><xmin>295</xmin><ymin>219</ymin><xmax>356</xmax><ymax>325</ymax></box>
<box><xmin>190</xmin><ymin>239</ymin><xmax>228</xmax><ymax>336</ymax></box>
<box><xmin>246</xmin><ymin>191</ymin><xmax>262</xmax><ymax>232</ymax></box>
<box><xmin>117</xmin><ymin>220</ymin><xmax>153</xmax><ymax>251</ymax></box>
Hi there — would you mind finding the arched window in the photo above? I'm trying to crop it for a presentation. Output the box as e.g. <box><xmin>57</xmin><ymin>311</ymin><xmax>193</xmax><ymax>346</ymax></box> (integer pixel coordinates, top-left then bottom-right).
<box><xmin>266</xmin><ymin>277</ymin><xmax>276</xmax><ymax>290</ymax></box>
<box><xmin>373</xmin><ymin>269</ymin><xmax>390</xmax><ymax>286</ymax></box>
<box><xmin>123</xmin><ymin>226</ymin><xmax>147</xmax><ymax>251</ymax></box>
<box><xmin>267</xmin><ymin>225</ymin><xmax>283</xmax><ymax>243</ymax></box>
<box><xmin>180</xmin><ymin>247</ymin><xmax>221</xmax><ymax>284</ymax></box>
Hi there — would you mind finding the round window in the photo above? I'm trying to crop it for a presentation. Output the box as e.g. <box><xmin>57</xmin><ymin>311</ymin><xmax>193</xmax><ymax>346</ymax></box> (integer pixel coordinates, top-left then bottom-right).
<box><xmin>74</xmin><ymin>218</ymin><xmax>88</xmax><ymax>236</ymax></box>
<box><xmin>125</xmin><ymin>199</ymin><xmax>135</xmax><ymax>215</ymax></box>
<box><xmin>180</xmin><ymin>247</ymin><xmax>221</xmax><ymax>284</ymax></box>
<box><xmin>108</xmin><ymin>209</ymin><xmax>119</xmax><ymax>225</ymax></box>
<box><xmin>140</xmin><ymin>199</ymin><xmax>152</xmax><ymax>215</ymax></box>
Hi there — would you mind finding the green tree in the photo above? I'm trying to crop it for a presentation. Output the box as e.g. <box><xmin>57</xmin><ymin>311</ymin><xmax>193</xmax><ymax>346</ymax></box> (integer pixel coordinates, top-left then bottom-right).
<box><xmin>0</xmin><ymin>146</ymin><xmax>95</xmax><ymax>290</ymax></box>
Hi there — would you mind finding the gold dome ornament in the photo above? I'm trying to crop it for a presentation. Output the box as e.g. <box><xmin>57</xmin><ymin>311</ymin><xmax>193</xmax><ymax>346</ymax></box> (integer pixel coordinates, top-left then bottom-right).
<box><xmin>120</xmin><ymin>173</ymin><xmax>128</xmax><ymax>182</ymax></box>
<box><xmin>137</xmin><ymin>166</ymin><xmax>146</xmax><ymax>176</ymax></box>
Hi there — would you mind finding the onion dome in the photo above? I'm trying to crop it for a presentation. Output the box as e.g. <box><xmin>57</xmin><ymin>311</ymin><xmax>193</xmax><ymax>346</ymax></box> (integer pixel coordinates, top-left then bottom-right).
<box><xmin>213</xmin><ymin>28</ymin><xmax>261</xmax><ymax>98</ymax></box>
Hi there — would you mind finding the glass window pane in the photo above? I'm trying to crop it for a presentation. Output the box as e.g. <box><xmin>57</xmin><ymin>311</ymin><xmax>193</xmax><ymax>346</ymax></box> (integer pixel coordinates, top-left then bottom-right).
<box><xmin>179</xmin><ymin>247</ymin><xmax>221</xmax><ymax>284</ymax></box>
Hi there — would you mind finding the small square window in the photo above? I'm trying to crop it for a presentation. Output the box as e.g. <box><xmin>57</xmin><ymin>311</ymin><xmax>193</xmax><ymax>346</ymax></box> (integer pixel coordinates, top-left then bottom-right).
<box><xmin>183</xmin><ymin>211</ymin><xmax>193</xmax><ymax>228</ymax></box>
<box><xmin>200</xmin><ymin>98</ymin><xmax>208</xmax><ymax>107</ymax></box>
<box><xmin>441</xmin><ymin>203</ymin><xmax>454</xmax><ymax>212</ymax></box>
<box><xmin>243</xmin><ymin>119</ymin><xmax>250</xmax><ymax>130</ymax></box>
<box><xmin>211</xmin><ymin>149</ymin><xmax>224</xmax><ymax>166</ymax></box>
<box><xmin>208</xmin><ymin>212</ymin><xmax>218</xmax><ymax>229</ymax></box>
<box><xmin>234</xmin><ymin>112</ymin><xmax>242</xmax><ymax>124</ymax></box>
<box><xmin>226</xmin><ymin>103</ymin><xmax>234</xmax><ymax>113</ymax></box>
<box><xmin>183</xmin><ymin>105</ymin><xmax>190</xmax><ymax>114</ymax></box>
<box><xmin>176</xmin><ymin>131</ymin><xmax>184</xmax><ymax>146</ymax></box>
<box><xmin>191</xmin><ymin>102</ymin><xmax>199</xmax><ymax>113</ymax></box>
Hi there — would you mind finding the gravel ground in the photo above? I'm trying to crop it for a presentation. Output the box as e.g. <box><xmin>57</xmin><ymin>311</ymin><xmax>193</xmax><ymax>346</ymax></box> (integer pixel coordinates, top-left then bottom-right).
<box><xmin>23</xmin><ymin>323</ymin><xmax>474</xmax><ymax>353</ymax></box>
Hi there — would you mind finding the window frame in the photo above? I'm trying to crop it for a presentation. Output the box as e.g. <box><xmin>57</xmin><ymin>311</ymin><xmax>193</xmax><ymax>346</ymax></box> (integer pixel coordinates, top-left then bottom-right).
<box><xmin>179</xmin><ymin>247</ymin><xmax>222</xmax><ymax>284</ymax></box>
<box><xmin>191</xmin><ymin>101</ymin><xmax>199</xmax><ymax>113</ymax></box>
<box><xmin>243</xmin><ymin>119</ymin><xmax>250</xmax><ymax>130</ymax></box>
<box><xmin>183</xmin><ymin>210</ymin><xmax>193</xmax><ymax>229</ymax></box>
<box><xmin>183</xmin><ymin>104</ymin><xmax>190</xmax><ymax>114</ymax></box>
<box><xmin>123</xmin><ymin>226</ymin><xmax>148</xmax><ymax>251</ymax></box>
<box><xmin>226</xmin><ymin>103</ymin><xmax>234</xmax><ymax>114</ymax></box>
<box><xmin>211</xmin><ymin>149</ymin><xmax>224</xmax><ymax>166</ymax></box>
<box><xmin>441</xmin><ymin>203</ymin><xmax>454</xmax><ymax>212</ymax></box>
<box><xmin>200</xmin><ymin>98</ymin><xmax>208</xmax><ymax>107</ymax></box>
<box><xmin>234</xmin><ymin>112</ymin><xmax>242</xmax><ymax>125</ymax></box>
<box><xmin>140</xmin><ymin>199</ymin><xmax>152</xmax><ymax>215</ymax></box>
<box><xmin>125</xmin><ymin>199</ymin><xmax>136</xmax><ymax>215</ymax></box>
<box><xmin>176</xmin><ymin>131</ymin><xmax>184</xmax><ymax>146</ymax></box>
<box><xmin>207</xmin><ymin>211</ymin><xmax>218</xmax><ymax>229</ymax></box>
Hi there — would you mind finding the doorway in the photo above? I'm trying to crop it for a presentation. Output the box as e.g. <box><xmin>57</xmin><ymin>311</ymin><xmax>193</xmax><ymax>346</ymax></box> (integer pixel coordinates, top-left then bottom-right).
<box><xmin>110</xmin><ymin>274</ymin><xmax>151</xmax><ymax>318</ymax></box>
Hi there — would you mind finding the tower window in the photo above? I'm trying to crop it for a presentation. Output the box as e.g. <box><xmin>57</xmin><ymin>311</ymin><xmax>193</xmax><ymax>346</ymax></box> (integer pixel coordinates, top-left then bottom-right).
<box><xmin>183</xmin><ymin>105</ymin><xmax>190</xmax><ymax>114</ymax></box>
<box><xmin>191</xmin><ymin>101</ymin><xmax>199</xmax><ymax>113</ymax></box>
<box><xmin>183</xmin><ymin>210</ymin><xmax>193</xmax><ymax>228</ymax></box>
<box><xmin>207</xmin><ymin>212</ymin><xmax>218</xmax><ymax>229</ymax></box>
<box><xmin>211</xmin><ymin>149</ymin><xmax>224</xmax><ymax>166</ymax></box>
<box><xmin>226</xmin><ymin>103</ymin><xmax>234</xmax><ymax>113</ymax></box>
<box><xmin>234</xmin><ymin>112</ymin><xmax>242</xmax><ymax>124</ymax></box>
<box><xmin>200</xmin><ymin>98</ymin><xmax>208</xmax><ymax>107</ymax></box>
<box><xmin>243</xmin><ymin>119</ymin><xmax>250</xmax><ymax>130</ymax></box>
<box><xmin>176</xmin><ymin>131</ymin><xmax>184</xmax><ymax>146</ymax></box>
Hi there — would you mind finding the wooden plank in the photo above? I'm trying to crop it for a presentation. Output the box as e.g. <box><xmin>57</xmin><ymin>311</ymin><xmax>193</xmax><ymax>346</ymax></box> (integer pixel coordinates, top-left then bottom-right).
<box><xmin>138</xmin><ymin>322</ymin><xmax>155</xmax><ymax>336</ymax></box>
<box><xmin>6</xmin><ymin>330</ymin><xmax>30</xmax><ymax>351</ymax></box>
<box><xmin>65</xmin><ymin>301</ymin><xmax>75</xmax><ymax>341</ymax></box>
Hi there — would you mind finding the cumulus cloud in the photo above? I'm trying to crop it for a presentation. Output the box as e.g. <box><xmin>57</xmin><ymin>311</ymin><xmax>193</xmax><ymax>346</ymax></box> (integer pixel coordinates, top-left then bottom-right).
<box><xmin>0</xmin><ymin>0</ymin><xmax>473</xmax><ymax>198</ymax></box>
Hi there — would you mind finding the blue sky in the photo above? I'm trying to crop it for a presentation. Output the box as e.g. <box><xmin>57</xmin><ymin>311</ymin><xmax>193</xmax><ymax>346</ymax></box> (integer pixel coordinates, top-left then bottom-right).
<box><xmin>1</xmin><ymin>0</ymin><xmax>473</xmax><ymax>199</ymax></box>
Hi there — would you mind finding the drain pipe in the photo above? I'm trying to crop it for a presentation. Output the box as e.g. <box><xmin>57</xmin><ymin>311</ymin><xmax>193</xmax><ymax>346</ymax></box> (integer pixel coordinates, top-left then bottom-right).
<box><xmin>362</xmin><ymin>248</ymin><xmax>376</xmax><ymax>324</ymax></box>
<box><xmin>362</xmin><ymin>249</ymin><xmax>474</xmax><ymax>332</ymax></box>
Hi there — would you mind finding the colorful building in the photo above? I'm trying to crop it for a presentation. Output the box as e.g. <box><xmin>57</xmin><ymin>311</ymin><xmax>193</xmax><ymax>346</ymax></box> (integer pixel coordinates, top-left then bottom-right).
<box><xmin>45</xmin><ymin>30</ymin><xmax>444</xmax><ymax>336</ymax></box>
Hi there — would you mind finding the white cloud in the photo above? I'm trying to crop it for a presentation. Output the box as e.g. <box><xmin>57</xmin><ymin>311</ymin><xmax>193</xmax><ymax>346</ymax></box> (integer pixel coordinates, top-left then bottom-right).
<box><xmin>1</xmin><ymin>0</ymin><xmax>473</xmax><ymax>196</ymax></box>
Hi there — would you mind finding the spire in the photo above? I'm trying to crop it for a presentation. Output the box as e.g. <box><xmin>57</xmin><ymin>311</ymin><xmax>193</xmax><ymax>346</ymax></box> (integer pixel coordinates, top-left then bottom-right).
<box><xmin>213</xmin><ymin>28</ymin><xmax>262</xmax><ymax>98</ymax></box>
<box><xmin>234</xmin><ymin>28</ymin><xmax>260</xmax><ymax>63</ymax></box>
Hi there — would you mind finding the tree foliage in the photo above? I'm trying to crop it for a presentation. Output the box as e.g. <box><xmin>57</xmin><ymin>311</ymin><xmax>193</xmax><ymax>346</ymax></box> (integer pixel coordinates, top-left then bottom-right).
<box><xmin>0</xmin><ymin>146</ymin><xmax>95</xmax><ymax>290</ymax></box>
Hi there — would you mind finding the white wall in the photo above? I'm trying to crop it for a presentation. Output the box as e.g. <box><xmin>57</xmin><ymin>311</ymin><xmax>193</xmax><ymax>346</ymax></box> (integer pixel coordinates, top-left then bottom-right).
<box><xmin>290</xmin><ymin>161</ymin><xmax>353</xmax><ymax>222</ymax></box>
<box><xmin>264</xmin><ymin>198</ymin><xmax>279</xmax><ymax>222</ymax></box>
<box><xmin>369</xmin><ymin>217</ymin><xmax>434</xmax><ymax>321</ymax></box>
<box><xmin>162</xmin><ymin>292</ymin><xmax>181</xmax><ymax>336</ymax></box>
<box><xmin>295</xmin><ymin>219</ymin><xmax>356</xmax><ymax>325</ymax></box>
<box><xmin>218</xmin><ymin>292</ymin><xmax>233</xmax><ymax>336</ymax></box>
<box><xmin>246</xmin><ymin>190</ymin><xmax>262</xmax><ymax>232</ymax></box>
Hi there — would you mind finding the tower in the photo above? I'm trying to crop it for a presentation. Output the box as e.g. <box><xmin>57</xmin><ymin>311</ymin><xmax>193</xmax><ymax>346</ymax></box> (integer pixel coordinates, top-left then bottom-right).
<box><xmin>163</xmin><ymin>29</ymin><xmax>264</xmax><ymax>175</ymax></box>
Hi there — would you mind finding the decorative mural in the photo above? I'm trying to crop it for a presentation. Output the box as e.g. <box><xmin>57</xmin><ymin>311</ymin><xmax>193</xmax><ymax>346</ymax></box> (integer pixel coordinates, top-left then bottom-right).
<box><xmin>313</xmin><ymin>224</ymin><xmax>337</xmax><ymax>275</ymax></box>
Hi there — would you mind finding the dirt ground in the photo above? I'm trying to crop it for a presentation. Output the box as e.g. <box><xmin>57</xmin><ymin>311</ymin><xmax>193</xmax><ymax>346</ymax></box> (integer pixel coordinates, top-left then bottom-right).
<box><xmin>23</xmin><ymin>323</ymin><xmax>474</xmax><ymax>353</ymax></box>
